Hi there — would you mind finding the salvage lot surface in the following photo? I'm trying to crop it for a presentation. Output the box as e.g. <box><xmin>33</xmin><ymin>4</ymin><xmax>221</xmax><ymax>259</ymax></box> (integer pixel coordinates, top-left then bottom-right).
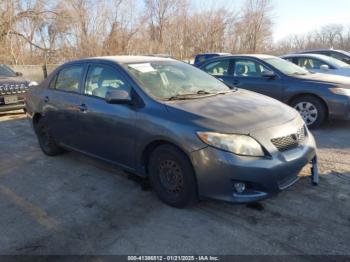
<box><xmin>0</xmin><ymin>111</ymin><xmax>349</xmax><ymax>255</ymax></box>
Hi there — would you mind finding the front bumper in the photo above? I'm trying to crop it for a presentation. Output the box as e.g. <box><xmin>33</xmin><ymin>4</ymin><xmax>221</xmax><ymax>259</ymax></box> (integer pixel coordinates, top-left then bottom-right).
<box><xmin>190</xmin><ymin>119</ymin><xmax>317</xmax><ymax>203</ymax></box>
<box><xmin>0</xmin><ymin>102</ymin><xmax>25</xmax><ymax>112</ymax></box>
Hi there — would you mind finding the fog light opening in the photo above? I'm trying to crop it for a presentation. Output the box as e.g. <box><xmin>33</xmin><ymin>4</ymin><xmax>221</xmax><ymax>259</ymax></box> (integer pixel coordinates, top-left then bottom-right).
<box><xmin>234</xmin><ymin>182</ymin><xmax>246</xmax><ymax>194</ymax></box>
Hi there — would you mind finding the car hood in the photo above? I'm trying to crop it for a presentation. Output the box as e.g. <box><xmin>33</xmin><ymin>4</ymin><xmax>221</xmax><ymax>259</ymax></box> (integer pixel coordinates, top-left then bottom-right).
<box><xmin>0</xmin><ymin>76</ymin><xmax>28</xmax><ymax>85</ymax></box>
<box><xmin>165</xmin><ymin>89</ymin><xmax>298</xmax><ymax>134</ymax></box>
<box><xmin>293</xmin><ymin>72</ymin><xmax>350</xmax><ymax>87</ymax></box>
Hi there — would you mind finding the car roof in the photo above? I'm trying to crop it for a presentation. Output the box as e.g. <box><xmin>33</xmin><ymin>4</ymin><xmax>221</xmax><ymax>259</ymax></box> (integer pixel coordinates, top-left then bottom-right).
<box><xmin>70</xmin><ymin>55</ymin><xmax>173</xmax><ymax>65</ymax></box>
<box><xmin>282</xmin><ymin>53</ymin><xmax>331</xmax><ymax>60</ymax></box>
<box><xmin>300</xmin><ymin>49</ymin><xmax>350</xmax><ymax>55</ymax></box>
<box><xmin>196</xmin><ymin>53</ymin><xmax>231</xmax><ymax>56</ymax></box>
<box><xmin>204</xmin><ymin>54</ymin><xmax>276</xmax><ymax>60</ymax></box>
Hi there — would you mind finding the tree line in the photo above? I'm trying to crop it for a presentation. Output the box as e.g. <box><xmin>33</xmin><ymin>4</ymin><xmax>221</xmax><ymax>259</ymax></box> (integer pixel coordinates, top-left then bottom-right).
<box><xmin>0</xmin><ymin>0</ymin><xmax>349</xmax><ymax>65</ymax></box>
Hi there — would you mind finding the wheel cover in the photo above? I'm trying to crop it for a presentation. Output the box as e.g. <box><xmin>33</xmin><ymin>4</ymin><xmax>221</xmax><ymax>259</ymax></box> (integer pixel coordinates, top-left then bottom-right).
<box><xmin>158</xmin><ymin>159</ymin><xmax>184</xmax><ymax>196</ymax></box>
<box><xmin>294</xmin><ymin>102</ymin><xmax>318</xmax><ymax>126</ymax></box>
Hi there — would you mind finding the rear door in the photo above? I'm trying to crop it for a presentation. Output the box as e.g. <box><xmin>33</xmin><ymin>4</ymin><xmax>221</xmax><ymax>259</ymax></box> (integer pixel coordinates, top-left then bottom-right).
<box><xmin>43</xmin><ymin>64</ymin><xmax>86</xmax><ymax>148</ymax></box>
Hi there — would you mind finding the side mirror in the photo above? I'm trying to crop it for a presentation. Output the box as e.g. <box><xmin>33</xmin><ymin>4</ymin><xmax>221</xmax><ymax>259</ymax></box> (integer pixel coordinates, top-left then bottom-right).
<box><xmin>261</xmin><ymin>70</ymin><xmax>276</xmax><ymax>79</ymax></box>
<box><xmin>320</xmin><ymin>64</ymin><xmax>330</xmax><ymax>71</ymax></box>
<box><xmin>105</xmin><ymin>89</ymin><xmax>132</xmax><ymax>104</ymax></box>
<box><xmin>15</xmin><ymin>72</ymin><xmax>23</xmax><ymax>77</ymax></box>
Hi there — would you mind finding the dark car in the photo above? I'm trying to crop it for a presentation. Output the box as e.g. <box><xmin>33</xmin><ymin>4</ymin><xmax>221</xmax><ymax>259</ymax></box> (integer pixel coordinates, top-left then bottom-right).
<box><xmin>194</xmin><ymin>53</ymin><xmax>231</xmax><ymax>66</ymax></box>
<box><xmin>25</xmin><ymin>56</ymin><xmax>316</xmax><ymax>207</ymax></box>
<box><xmin>0</xmin><ymin>64</ymin><xmax>37</xmax><ymax>112</ymax></box>
<box><xmin>299</xmin><ymin>49</ymin><xmax>350</xmax><ymax>65</ymax></box>
<box><xmin>199</xmin><ymin>54</ymin><xmax>350</xmax><ymax>128</ymax></box>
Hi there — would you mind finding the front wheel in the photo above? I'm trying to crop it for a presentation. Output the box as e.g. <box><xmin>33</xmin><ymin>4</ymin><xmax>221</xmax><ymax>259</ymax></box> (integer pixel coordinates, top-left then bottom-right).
<box><xmin>291</xmin><ymin>96</ymin><xmax>326</xmax><ymax>129</ymax></box>
<box><xmin>148</xmin><ymin>145</ymin><xmax>198</xmax><ymax>208</ymax></box>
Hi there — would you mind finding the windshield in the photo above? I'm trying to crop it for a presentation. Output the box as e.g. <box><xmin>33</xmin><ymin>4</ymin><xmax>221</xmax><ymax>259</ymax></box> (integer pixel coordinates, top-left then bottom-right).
<box><xmin>125</xmin><ymin>60</ymin><xmax>230</xmax><ymax>100</ymax></box>
<box><xmin>263</xmin><ymin>57</ymin><xmax>309</xmax><ymax>75</ymax></box>
<box><xmin>0</xmin><ymin>64</ymin><xmax>16</xmax><ymax>77</ymax></box>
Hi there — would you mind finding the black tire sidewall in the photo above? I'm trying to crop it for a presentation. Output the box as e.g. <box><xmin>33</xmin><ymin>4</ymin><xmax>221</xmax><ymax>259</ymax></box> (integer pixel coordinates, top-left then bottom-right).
<box><xmin>36</xmin><ymin>118</ymin><xmax>63</xmax><ymax>156</ymax></box>
<box><xmin>291</xmin><ymin>96</ymin><xmax>326</xmax><ymax>129</ymax></box>
<box><xmin>148</xmin><ymin>145</ymin><xmax>197</xmax><ymax>208</ymax></box>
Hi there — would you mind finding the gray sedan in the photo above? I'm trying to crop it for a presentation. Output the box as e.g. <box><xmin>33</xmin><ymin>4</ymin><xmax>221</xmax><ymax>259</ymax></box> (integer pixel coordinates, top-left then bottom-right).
<box><xmin>25</xmin><ymin>56</ymin><xmax>316</xmax><ymax>207</ymax></box>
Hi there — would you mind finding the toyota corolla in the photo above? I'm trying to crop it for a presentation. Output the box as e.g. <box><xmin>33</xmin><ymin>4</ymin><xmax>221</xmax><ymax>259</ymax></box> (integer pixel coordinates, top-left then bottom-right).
<box><xmin>25</xmin><ymin>56</ymin><xmax>317</xmax><ymax>207</ymax></box>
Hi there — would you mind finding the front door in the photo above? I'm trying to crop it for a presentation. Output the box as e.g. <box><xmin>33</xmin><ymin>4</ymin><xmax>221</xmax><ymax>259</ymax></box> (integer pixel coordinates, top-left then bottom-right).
<box><xmin>230</xmin><ymin>58</ymin><xmax>284</xmax><ymax>100</ymax></box>
<box><xmin>76</xmin><ymin>63</ymin><xmax>137</xmax><ymax>168</ymax></box>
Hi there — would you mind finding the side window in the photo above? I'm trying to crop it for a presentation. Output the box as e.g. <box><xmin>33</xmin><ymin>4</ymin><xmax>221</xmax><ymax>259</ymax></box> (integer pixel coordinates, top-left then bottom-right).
<box><xmin>233</xmin><ymin>60</ymin><xmax>269</xmax><ymax>77</ymax></box>
<box><xmin>85</xmin><ymin>65</ymin><xmax>129</xmax><ymax>99</ymax></box>
<box><xmin>55</xmin><ymin>65</ymin><xmax>84</xmax><ymax>92</ymax></box>
<box><xmin>329</xmin><ymin>52</ymin><xmax>347</xmax><ymax>61</ymax></box>
<box><xmin>284</xmin><ymin>58</ymin><xmax>295</xmax><ymax>63</ymax></box>
<box><xmin>297</xmin><ymin>58</ymin><xmax>322</xmax><ymax>69</ymax></box>
<box><xmin>204</xmin><ymin>60</ymin><xmax>230</xmax><ymax>76</ymax></box>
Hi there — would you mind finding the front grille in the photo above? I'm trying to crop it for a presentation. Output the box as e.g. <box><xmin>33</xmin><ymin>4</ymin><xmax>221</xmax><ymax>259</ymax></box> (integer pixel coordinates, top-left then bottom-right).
<box><xmin>0</xmin><ymin>83</ymin><xmax>28</xmax><ymax>95</ymax></box>
<box><xmin>271</xmin><ymin>126</ymin><xmax>307</xmax><ymax>152</ymax></box>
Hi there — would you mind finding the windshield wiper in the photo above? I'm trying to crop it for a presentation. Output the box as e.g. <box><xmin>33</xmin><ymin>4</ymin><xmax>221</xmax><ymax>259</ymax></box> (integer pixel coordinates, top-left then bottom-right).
<box><xmin>167</xmin><ymin>89</ymin><xmax>235</xmax><ymax>101</ymax></box>
<box><xmin>167</xmin><ymin>90</ymin><xmax>212</xmax><ymax>100</ymax></box>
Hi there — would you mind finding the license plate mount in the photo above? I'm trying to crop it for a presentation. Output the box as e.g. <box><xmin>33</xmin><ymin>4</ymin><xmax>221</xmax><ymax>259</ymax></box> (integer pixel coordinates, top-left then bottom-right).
<box><xmin>4</xmin><ymin>95</ymin><xmax>18</xmax><ymax>105</ymax></box>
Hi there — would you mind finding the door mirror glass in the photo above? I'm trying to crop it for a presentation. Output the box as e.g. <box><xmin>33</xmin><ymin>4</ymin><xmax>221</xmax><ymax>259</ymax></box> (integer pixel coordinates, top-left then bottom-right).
<box><xmin>105</xmin><ymin>89</ymin><xmax>132</xmax><ymax>104</ymax></box>
<box><xmin>261</xmin><ymin>70</ymin><xmax>276</xmax><ymax>78</ymax></box>
<box><xmin>320</xmin><ymin>64</ymin><xmax>330</xmax><ymax>71</ymax></box>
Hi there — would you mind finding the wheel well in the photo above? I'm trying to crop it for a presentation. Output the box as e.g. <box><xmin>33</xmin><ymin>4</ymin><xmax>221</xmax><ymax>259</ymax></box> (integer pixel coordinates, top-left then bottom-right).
<box><xmin>32</xmin><ymin>113</ymin><xmax>42</xmax><ymax>132</ymax></box>
<box><xmin>141</xmin><ymin>140</ymin><xmax>192</xmax><ymax>175</ymax></box>
<box><xmin>288</xmin><ymin>93</ymin><xmax>329</xmax><ymax>119</ymax></box>
<box><xmin>141</xmin><ymin>140</ymin><xmax>199</xmax><ymax>197</ymax></box>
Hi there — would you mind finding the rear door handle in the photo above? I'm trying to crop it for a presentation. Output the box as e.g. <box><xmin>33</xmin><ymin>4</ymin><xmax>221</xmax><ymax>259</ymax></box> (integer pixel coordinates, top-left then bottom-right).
<box><xmin>44</xmin><ymin>96</ymin><xmax>49</xmax><ymax>103</ymax></box>
<box><xmin>78</xmin><ymin>104</ymin><xmax>87</xmax><ymax>112</ymax></box>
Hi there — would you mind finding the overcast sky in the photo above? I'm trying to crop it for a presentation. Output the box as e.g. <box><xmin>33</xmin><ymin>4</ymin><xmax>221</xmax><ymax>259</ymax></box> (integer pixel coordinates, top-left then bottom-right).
<box><xmin>192</xmin><ymin>0</ymin><xmax>350</xmax><ymax>42</ymax></box>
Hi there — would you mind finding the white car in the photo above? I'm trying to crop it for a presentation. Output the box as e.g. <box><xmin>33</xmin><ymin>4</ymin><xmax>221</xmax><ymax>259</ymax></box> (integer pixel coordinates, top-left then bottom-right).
<box><xmin>282</xmin><ymin>53</ymin><xmax>350</xmax><ymax>77</ymax></box>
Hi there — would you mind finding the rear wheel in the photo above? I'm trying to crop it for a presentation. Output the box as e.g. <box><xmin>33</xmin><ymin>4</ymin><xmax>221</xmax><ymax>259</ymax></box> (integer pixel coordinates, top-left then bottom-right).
<box><xmin>148</xmin><ymin>145</ymin><xmax>197</xmax><ymax>208</ymax></box>
<box><xmin>291</xmin><ymin>96</ymin><xmax>326</xmax><ymax>129</ymax></box>
<box><xmin>36</xmin><ymin>118</ymin><xmax>64</xmax><ymax>156</ymax></box>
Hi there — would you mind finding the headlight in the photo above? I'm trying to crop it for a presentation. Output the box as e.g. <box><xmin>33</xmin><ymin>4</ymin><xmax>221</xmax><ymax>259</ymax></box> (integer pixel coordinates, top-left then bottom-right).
<box><xmin>28</xmin><ymin>81</ymin><xmax>38</xmax><ymax>87</ymax></box>
<box><xmin>197</xmin><ymin>132</ymin><xmax>265</xmax><ymax>157</ymax></box>
<box><xmin>329</xmin><ymin>87</ymin><xmax>350</xmax><ymax>96</ymax></box>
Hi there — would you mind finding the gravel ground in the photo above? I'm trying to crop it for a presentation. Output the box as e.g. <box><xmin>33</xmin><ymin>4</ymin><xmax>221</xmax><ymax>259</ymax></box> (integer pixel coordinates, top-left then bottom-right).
<box><xmin>0</xmin><ymin>111</ymin><xmax>349</xmax><ymax>255</ymax></box>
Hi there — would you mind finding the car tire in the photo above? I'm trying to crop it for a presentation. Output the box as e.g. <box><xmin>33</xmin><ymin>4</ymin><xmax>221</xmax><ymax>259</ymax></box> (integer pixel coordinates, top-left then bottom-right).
<box><xmin>36</xmin><ymin>118</ymin><xmax>64</xmax><ymax>156</ymax></box>
<box><xmin>291</xmin><ymin>96</ymin><xmax>326</xmax><ymax>129</ymax></box>
<box><xmin>148</xmin><ymin>144</ymin><xmax>198</xmax><ymax>208</ymax></box>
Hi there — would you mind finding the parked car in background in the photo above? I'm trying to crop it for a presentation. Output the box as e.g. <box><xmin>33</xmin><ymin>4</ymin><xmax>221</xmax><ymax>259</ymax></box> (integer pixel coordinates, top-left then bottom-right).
<box><xmin>145</xmin><ymin>54</ymin><xmax>174</xmax><ymax>59</ymax></box>
<box><xmin>282</xmin><ymin>53</ymin><xmax>350</xmax><ymax>77</ymax></box>
<box><xmin>199</xmin><ymin>55</ymin><xmax>350</xmax><ymax>128</ymax></box>
<box><xmin>0</xmin><ymin>64</ymin><xmax>37</xmax><ymax>112</ymax></box>
<box><xmin>25</xmin><ymin>56</ymin><xmax>317</xmax><ymax>207</ymax></box>
<box><xmin>299</xmin><ymin>49</ymin><xmax>350</xmax><ymax>65</ymax></box>
<box><xmin>194</xmin><ymin>53</ymin><xmax>231</xmax><ymax>66</ymax></box>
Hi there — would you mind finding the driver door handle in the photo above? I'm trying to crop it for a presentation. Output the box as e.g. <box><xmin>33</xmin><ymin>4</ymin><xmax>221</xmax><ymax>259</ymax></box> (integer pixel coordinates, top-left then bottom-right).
<box><xmin>78</xmin><ymin>103</ymin><xmax>87</xmax><ymax>112</ymax></box>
